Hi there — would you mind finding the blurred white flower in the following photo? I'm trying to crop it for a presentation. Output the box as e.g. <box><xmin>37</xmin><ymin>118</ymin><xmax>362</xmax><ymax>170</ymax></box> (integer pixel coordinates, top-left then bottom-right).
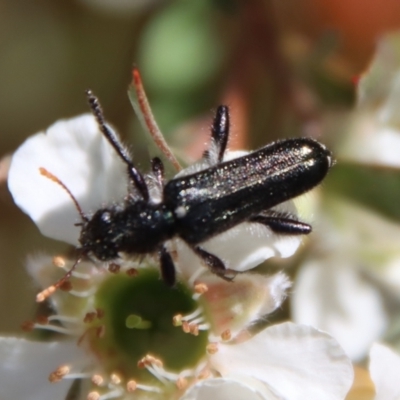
<box><xmin>292</xmin><ymin>197</ymin><xmax>395</xmax><ymax>360</ymax></box>
<box><xmin>369</xmin><ymin>343</ymin><xmax>400</xmax><ymax>400</ymax></box>
<box><xmin>293</xmin><ymin>33</ymin><xmax>400</xmax><ymax>361</ymax></box>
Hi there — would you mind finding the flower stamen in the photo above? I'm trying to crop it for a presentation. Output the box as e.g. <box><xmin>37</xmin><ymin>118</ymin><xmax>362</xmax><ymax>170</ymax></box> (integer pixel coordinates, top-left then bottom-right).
<box><xmin>108</xmin><ymin>263</ymin><xmax>120</xmax><ymax>274</ymax></box>
<box><xmin>206</xmin><ymin>343</ymin><xmax>219</xmax><ymax>354</ymax></box>
<box><xmin>188</xmin><ymin>267</ymin><xmax>206</xmax><ymax>286</ymax></box>
<box><xmin>173</xmin><ymin>307</ymin><xmax>209</xmax><ymax>335</ymax></box>
<box><xmin>31</xmin><ymin>321</ymin><xmax>77</xmax><ymax>336</ymax></box>
<box><xmin>193</xmin><ymin>283</ymin><xmax>208</xmax><ymax>299</ymax></box>
<box><xmin>68</xmin><ymin>287</ymin><xmax>97</xmax><ymax>298</ymax></box>
<box><xmin>48</xmin><ymin>365</ymin><xmax>70</xmax><ymax>382</ymax></box>
<box><xmin>221</xmin><ymin>329</ymin><xmax>232</xmax><ymax>341</ymax></box>
<box><xmin>47</xmin><ymin>315</ymin><xmax>80</xmax><ymax>324</ymax></box>
<box><xmin>92</xmin><ymin>374</ymin><xmax>105</xmax><ymax>386</ymax></box>
<box><xmin>88</xmin><ymin>389</ymin><xmax>123</xmax><ymax>400</ymax></box>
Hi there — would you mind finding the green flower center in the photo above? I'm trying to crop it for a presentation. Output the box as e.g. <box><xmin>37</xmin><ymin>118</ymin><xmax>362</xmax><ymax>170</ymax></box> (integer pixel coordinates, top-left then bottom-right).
<box><xmin>90</xmin><ymin>268</ymin><xmax>209</xmax><ymax>381</ymax></box>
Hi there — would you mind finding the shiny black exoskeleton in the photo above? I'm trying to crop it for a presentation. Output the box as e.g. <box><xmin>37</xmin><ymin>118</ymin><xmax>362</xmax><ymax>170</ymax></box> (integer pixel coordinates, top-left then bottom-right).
<box><xmin>80</xmin><ymin>93</ymin><xmax>332</xmax><ymax>286</ymax></box>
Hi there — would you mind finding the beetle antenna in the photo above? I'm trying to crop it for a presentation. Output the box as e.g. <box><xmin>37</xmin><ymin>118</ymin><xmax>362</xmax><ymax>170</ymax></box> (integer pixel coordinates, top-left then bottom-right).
<box><xmin>85</xmin><ymin>89</ymin><xmax>150</xmax><ymax>201</ymax></box>
<box><xmin>36</xmin><ymin>257</ymin><xmax>82</xmax><ymax>302</ymax></box>
<box><xmin>39</xmin><ymin>167</ymin><xmax>88</xmax><ymax>222</ymax></box>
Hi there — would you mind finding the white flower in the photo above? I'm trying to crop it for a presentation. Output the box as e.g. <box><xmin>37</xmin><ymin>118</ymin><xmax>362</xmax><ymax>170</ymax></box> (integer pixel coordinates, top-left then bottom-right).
<box><xmin>293</xmin><ymin>33</ymin><xmax>400</xmax><ymax>361</ymax></box>
<box><xmin>0</xmin><ymin>337</ymin><xmax>84</xmax><ymax>400</ymax></box>
<box><xmin>0</xmin><ymin>252</ymin><xmax>353</xmax><ymax>400</ymax></box>
<box><xmin>3</xmin><ymin>114</ymin><xmax>353</xmax><ymax>399</ymax></box>
<box><xmin>341</xmin><ymin>34</ymin><xmax>400</xmax><ymax>168</ymax></box>
<box><xmin>8</xmin><ymin>114</ymin><xmax>302</xmax><ymax>279</ymax></box>
<box><xmin>292</xmin><ymin>198</ymin><xmax>394</xmax><ymax>361</ymax></box>
<box><xmin>369</xmin><ymin>343</ymin><xmax>400</xmax><ymax>400</ymax></box>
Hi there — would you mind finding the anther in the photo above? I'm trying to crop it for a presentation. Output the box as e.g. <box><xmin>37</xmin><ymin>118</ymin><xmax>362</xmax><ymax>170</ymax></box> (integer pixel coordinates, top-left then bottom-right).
<box><xmin>96</xmin><ymin>325</ymin><xmax>106</xmax><ymax>338</ymax></box>
<box><xmin>108</xmin><ymin>263</ymin><xmax>120</xmax><ymax>274</ymax></box>
<box><xmin>87</xmin><ymin>391</ymin><xmax>100</xmax><ymax>400</ymax></box>
<box><xmin>92</xmin><ymin>375</ymin><xmax>104</xmax><ymax>386</ymax></box>
<box><xmin>206</xmin><ymin>343</ymin><xmax>219</xmax><ymax>355</ymax></box>
<box><xmin>221</xmin><ymin>329</ymin><xmax>231</xmax><ymax>341</ymax></box>
<box><xmin>110</xmin><ymin>373</ymin><xmax>121</xmax><ymax>385</ymax></box>
<box><xmin>49</xmin><ymin>365</ymin><xmax>70</xmax><ymax>382</ymax></box>
<box><xmin>138</xmin><ymin>355</ymin><xmax>163</xmax><ymax>368</ymax></box>
<box><xmin>176</xmin><ymin>376</ymin><xmax>188</xmax><ymax>390</ymax></box>
<box><xmin>96</xmin><ymin>308</ymin><xmax>105</xmax><ymax>319</ymax></box>
<box><xmin>172</xmin><ymin>314</ymin><xmax>182</xmax><ymax>326</ymax></box>
<box><xmin>21</xmin><ymin>321</ymin><xmax>35</xmax><ymax>331</ymax></box>
<box><xmin>126</xmin><ymin>380</ymin><xmax>137</xmax><ymax>392</ymax></box>
<box><xmin>197</xmin><ymin>369</ymin><xmax>211</xmax><ymax>380</ymax></box>
<box><xmin>194</xmin><ymin>283</ymin><xmax>208</xmax><ymax>294</ymax></box>
<box><xmin>182</xmin><ymin>321</ymin><xmax>190</xmax><ymax>333</ymax></box>
<box><xmin>189</xmin><ymin>323</ymin><xmax>199</xmax><ymax>336</ymax></box>
<box><xmin>60</xmin><ymin>281</ymin><xmax>73</xmax><ymax>291</ymax></box>
<box><xmin>126</xmin><ymin>268</ymin><xmax>138</xmax><ymax>277</ymax></box>
<box><xmin>84</xmin><ymin>312</ymin><xmax>97</xmax><ymax>323</ymax></box>
<box><xmin>36</xmin><ymin>315</ymin><xmax>49</xmax><ymax>325</ymax></box>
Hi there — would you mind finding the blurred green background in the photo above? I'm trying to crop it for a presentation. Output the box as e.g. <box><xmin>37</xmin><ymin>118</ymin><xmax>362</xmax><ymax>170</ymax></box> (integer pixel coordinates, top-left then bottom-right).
<box><xmin>1</xmin><ymin>0</ymin><xmax>400</xmax><ymax>336</ymax></box>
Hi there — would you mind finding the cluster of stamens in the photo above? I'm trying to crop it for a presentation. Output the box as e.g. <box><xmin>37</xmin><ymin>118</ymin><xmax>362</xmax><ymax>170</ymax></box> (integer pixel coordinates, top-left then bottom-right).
<box><xmin>25</xmin><ymin>254</ymin><xmax>238</xmax><ymax>400</ymax></box>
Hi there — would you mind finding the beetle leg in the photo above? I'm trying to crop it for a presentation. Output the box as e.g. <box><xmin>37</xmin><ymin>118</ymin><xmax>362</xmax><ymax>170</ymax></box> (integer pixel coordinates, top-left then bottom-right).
<box><xmin>192</xmin><ymin>245</ymin><xmax>237</xmax><ymax>281</ymax></box>
<box><xmin>203</xmin><ymin>105</ymin><xmax>230</xmax><ymax>165</ymax></box>
<box><xmin>249</xmin><ymin>214</ymin><xmax>312</xmax><ymax>235</ymax></box>
<box><xmin>159</xmin><ymin>246</ymin><xmax>176</xmax><ymax>287</ymax></box>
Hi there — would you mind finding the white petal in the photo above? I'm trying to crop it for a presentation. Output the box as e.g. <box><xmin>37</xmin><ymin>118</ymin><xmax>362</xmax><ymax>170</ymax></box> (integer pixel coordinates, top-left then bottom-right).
<box><xmin>8</xmin><ymin>114</ymin><xmax>127</xmax><ymax>245</ymax></box>
<box><xmin>181</xmin><ymin>377</ymin><xmax>279</xmax><ymax>400</ymax></box>
<box><xmin>0</xmin><ymin>337</ymin><xmax>82</xmax><ymax>400</ymax></box>
<box><xmin>292</xmin><ymin>260</ymin><xmax>388</xmax><ymax>360</ymax></box>
<box><xmin>341</xmin><ymin>125</ymin><xmax>400</xmax><ymax>167</ymax></box>
<box><xmin>211</xmin><ymin>322</ymin><xmax>353</xmax><ymax>400</ymax></box>
<box><xmin>200</xmin><ymin>272</ymin><xmax>291</xmax><ymax>336</ymax></box>
<box><xmin>370</xmin><ymin>343</ymin><xmax>400</xmax><ymax>400</ymax></box>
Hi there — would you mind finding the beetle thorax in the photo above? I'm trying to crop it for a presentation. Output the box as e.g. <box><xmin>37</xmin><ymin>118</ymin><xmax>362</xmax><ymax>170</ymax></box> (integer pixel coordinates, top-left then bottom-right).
<box><xmin>79</xmin><ymin>201</ymin><xmax>176</xmax><ymax>261</ymax></box>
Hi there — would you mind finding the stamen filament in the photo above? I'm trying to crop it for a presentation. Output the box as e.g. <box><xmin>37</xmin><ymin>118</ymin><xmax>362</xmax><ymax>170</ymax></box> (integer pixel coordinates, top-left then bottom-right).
<box><xmin>136</xmin><ymin>383</ymin><xmax>162</xmax><ymax>393</ymax></box>
<box><xmin>33</xmin><ymin>323</ymin><xmax>76</xmax><ymax>335</ymax></box>
<box><xmin>146</xmin><ymin>365</ymin><xmax>169</xmax><ymax>384</ymax></box>
<box><xmin>69</xmin><ymin>288</ymin><xmax>96</xmax><ymax>298</ymax></box>
<box><xmin>197</xmin><ymin>323</ymin><xmax>211</xmax><ymax>331</ymax></box>
<box><xmin>62</xmin><ymin>372</ymin><xmax>93</xmax><ymax>380</ymax></box>
<box><xmin>181</xmin><ymin>308</ymin><xmax>203</xmax><ymax>322</ymax></box>
<box><xmin>98</xmin><ymin>389</ymin><xmax>123</xmax><ymax>400</ymax></box>
<box><xmin>188</xmin><ymin>268</ymin><xmax>206</xmax><ymax>286</ymax></box>
<box><xmin>47</xmin><ymin>315</ymin><xmax>80</xmax><ymax>324</ymax></box>
<box><xmin>189</xmin><ymin>316</ymin><xmax>205</xmax><ymax>325</ymax></box>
